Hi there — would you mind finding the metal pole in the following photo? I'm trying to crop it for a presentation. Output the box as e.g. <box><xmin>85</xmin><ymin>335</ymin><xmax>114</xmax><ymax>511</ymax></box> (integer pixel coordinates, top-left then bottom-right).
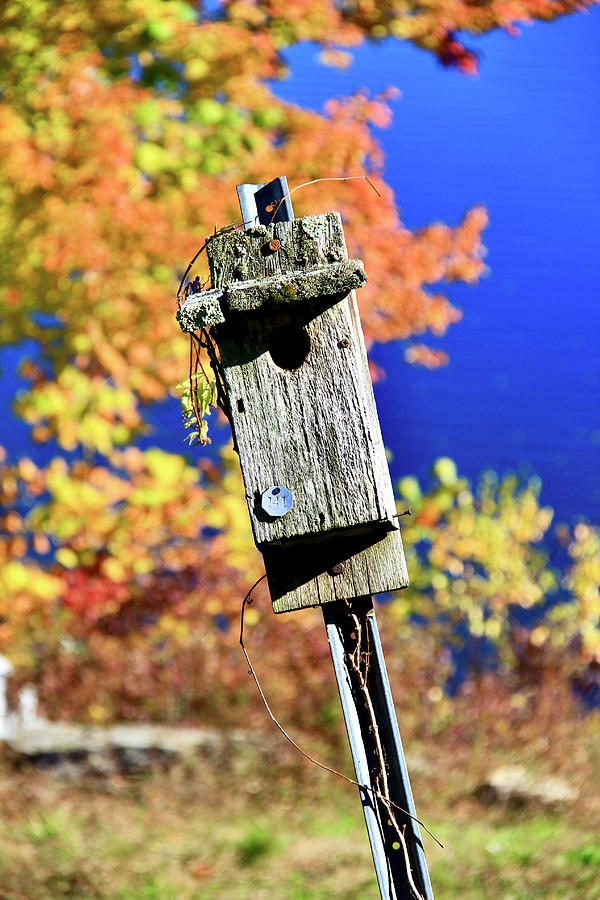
<box><xmin>323</xmin><ymin>597</ymin><xmax>433</xmax><ymax>900</ymax></box>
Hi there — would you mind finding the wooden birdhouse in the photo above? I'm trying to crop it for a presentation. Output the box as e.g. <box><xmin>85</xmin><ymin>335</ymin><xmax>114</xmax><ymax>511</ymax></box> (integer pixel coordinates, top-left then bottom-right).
<box><xmin>177</xmin><ymin>180</ymin><xmax>408</xmax><ymax>613</ymax></box>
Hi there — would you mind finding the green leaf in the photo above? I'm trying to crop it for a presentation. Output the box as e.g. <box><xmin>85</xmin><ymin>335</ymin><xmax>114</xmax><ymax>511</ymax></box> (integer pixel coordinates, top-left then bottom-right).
<box><xmin>146</xmin><ymin>19</ymin><xmax>174</xmax><ymax>42</ymax></box>
<box><xmin>135</xmin><ymin>100</ymin><xmax>163</xmax><ymax>127</ymax></box>
<box><xmin>135</xmin><ymin>142</ymin><xmax>168</xmax><ymax>175</ymax></box>
<box><xmin>178</xmin><ymin>370</ymin><xmax>216</xmax><ymax>446</ymax></box>
<box><xmin>174</xmin><ymin>1</ymin><xmax>197</xmax><ymax>23</ymax></box>
<box><xmin>195</xmin><ymin>98</ymin><xmax>224</xmax><ymax>126</ymax></box>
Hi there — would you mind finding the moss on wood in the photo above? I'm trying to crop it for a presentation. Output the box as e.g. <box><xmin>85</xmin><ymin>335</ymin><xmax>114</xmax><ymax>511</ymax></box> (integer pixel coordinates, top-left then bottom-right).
<box><xmin>225</xmin><ymin>259</ymin><xmax>366</xmax><ymax>313</ymax></box>
<box><xmin>207</xmin><ymin>212</ymin><xmax>348</xmax><ymax>287</ymax></box>
<box><xmin>176</xmin><ymin>288</ymin><xmax>225</xmax><ymax>333</ymax></box>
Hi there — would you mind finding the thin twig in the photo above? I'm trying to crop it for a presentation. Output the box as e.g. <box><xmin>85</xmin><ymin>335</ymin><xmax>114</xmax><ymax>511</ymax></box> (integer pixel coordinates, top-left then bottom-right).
<box><xmin>191</xmin><ymin>333</ymin><xmax>216</xmax><ymax>405</ymax></box>
<box><xmin>176</xmin><ymin>223</ymin><xmax>243</xmax><ymax>305</ymax></box>
<box><xmin>188</xmin><ymin>335</ymin><xmax>201</xmax><ymax>434</ymax></box>
<box><xmin>199</xmin><ymin>327</ymin><xmax>229</xmax><ymax>420</ymax></box>
<box><xmin>176</xmin><ymin>240</ymin><xmax>208</xmax><ymax>307</ymax></box>
<box><xmin>268</xmin><ymin>174</ymin><xmax>382</xmax><ymax>224</ymax></box>
<box><xmin>238</xmin><ymin>578</ymin><xmax>442</xmax><ymax>849</ymax></box>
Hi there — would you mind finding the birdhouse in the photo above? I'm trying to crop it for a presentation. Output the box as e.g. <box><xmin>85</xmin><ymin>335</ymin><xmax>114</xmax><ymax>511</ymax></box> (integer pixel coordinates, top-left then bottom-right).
<box><xmin>177</xmin><ymin>181</ymin><xmax>408</xmax><ymax>612</ymax></box>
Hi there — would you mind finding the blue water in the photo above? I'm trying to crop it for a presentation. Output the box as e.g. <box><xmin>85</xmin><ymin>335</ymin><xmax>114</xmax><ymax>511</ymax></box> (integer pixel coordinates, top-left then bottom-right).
<box><xmin>269</xmin><ymin>13</ymin><xmax>600</xmax><ymax>525</ymax></box>
<box><xmin>1</xmin><ymin>13</ymin><xmax>598</xmax><ymax>527</ymax></box>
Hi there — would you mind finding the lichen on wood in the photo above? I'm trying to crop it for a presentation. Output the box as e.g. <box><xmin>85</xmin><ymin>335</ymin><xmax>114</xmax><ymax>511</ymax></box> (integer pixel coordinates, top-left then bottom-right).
<box><xmin>207</xmin><ymin>212</ymin><xmax>349</xmax><ymax>287</ymax></box>
<box><xmin>177</xmin><ymin>260</ymin><xmax>365</xmax><ymax>332</ymax></box>
<box><xmin>177</xmin><ymin>288</ymin><xmax>225</xmax><ymax>332</ymax></box>
<box><xmin>225</xmin><ymin>259</ymin><xmax>365</xmax><ymax>312</ymax></box>
<box><xmin>176</xmin><ymin>213</ymin><xmax>365</xmax><ymax>333</ymax></box>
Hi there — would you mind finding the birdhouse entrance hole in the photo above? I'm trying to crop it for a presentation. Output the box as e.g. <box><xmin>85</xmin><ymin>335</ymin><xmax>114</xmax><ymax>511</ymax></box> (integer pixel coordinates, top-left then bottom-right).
<box><xmin>268</xmin><ymin>322</ymin><xmax>311</xmax><ymax>371</ymax></box>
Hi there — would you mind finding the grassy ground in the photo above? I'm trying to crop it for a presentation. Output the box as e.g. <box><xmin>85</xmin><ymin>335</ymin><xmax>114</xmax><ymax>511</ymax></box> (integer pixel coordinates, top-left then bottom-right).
<box><xmin>0</xmin><ymin>737</ymin><xmax>598</xmax><ymax>900</ymax></box>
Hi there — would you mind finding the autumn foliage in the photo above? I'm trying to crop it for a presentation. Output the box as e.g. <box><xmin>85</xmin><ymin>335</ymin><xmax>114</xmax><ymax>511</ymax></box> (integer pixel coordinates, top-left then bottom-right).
<box><xmin>0</xmin><ymin>0</ymin><xmax>598</xmax><ymax>725</ymax></box>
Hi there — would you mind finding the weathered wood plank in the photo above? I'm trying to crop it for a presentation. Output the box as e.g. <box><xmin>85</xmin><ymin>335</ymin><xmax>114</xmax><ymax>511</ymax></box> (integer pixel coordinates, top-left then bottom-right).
<box><xmin>215</xmin><ymin>289</ymin><xmax>397</xmax><ymax>546</ymax></box>
<box><xmin>196</xmin><ymin>210</ymin><xmax>408</xmax><ymax>611</ymax></box>
<box><xmin>264</xmin><ymin>528</ymin><xmax>409</xmax><ymax>614</ymax></box>
<box><xmin>177</xmin><ymin>288</ymin><xmax>225</xmax><ymax>331</ymax></box>
<box><xmin>224</xmin><ymin>259</ymin><xmax>365</xmax><ymax>313</ymax></box>
<box><xmin>177</xmin><ymin>260</ymin><xmax>366</xmax><ymax>332</ymax></box>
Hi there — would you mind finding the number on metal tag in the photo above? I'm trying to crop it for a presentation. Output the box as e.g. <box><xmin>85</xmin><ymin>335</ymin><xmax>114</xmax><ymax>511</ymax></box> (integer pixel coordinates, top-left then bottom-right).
<box><xmin>261</xmin><ymin>485</ymin><xmax>293</xmax><ymax>518</ymax></box>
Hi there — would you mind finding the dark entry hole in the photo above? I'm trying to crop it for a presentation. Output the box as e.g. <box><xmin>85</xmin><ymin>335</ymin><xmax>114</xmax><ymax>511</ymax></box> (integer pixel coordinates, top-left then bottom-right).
<box><xmin>268</xmin><ymin>323</ymin><xmax>311</xmax><ymax>371</ymax></box>
<box><xmin>237</xmin><ymin>398</ymin><xmax>245</xmax><ymax>413</ymax></box>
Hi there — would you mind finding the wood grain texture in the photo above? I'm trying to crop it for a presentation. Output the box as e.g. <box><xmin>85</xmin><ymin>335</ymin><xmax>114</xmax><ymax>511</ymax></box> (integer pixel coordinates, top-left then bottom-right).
<box><xmin>215</xmin><ymin>287</ymin><xmax>397</xmax><ymax>546</ymax></box>
<box><xmin>202</xmin><ymin>211</ymin><xmax>408</xmax><ymax>610</ymax></box>
<box><xmin>265</xmin><ymin>529</ymin><xmax>409</xmax><ymax>614</ymax></box>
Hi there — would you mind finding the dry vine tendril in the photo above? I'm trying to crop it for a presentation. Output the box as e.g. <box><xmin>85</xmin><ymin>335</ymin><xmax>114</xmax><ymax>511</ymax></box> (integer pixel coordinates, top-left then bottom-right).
<box><xmin>342</xmin><ymin>598</ymin><xmax>427</xmax><ymax>899</ymax></box>
<box><xmin>238</xmin><ymin>575</ymin><xmax>443</xmax><ymax>880</ymax></box>
<box><xmin>175</xmin><ymin>227</ymin><xmax>238</xmax><ymax>446</ymax></box>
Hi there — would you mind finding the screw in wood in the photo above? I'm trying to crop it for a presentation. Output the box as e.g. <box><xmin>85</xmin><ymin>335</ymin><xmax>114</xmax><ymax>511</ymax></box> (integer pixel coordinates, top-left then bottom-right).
<box><xmin>328</xmin><ymin>561</ymin><xmax>346</xmax><ymax>576</ymax></box>
<box><xmin>338</xmin><ymin>338</ymin><xmax>350</xmax><ymax>348</ymax></box>
<box><xmin>261</xmin><ymin>238</ymin><xmax>282</xmax><ymax>256</ymax></box>
<box><xmin>261</xmin><ymin>238</ymin><xmax>281</xmax><ymax>253</ymax></box>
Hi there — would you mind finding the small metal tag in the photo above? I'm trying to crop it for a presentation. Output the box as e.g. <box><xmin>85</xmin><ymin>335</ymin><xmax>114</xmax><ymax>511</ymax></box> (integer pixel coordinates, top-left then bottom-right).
<box><xmin>261</xmin><ymin>485</ymin><xmax>293</xmax><ymax>518</ymax></box>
